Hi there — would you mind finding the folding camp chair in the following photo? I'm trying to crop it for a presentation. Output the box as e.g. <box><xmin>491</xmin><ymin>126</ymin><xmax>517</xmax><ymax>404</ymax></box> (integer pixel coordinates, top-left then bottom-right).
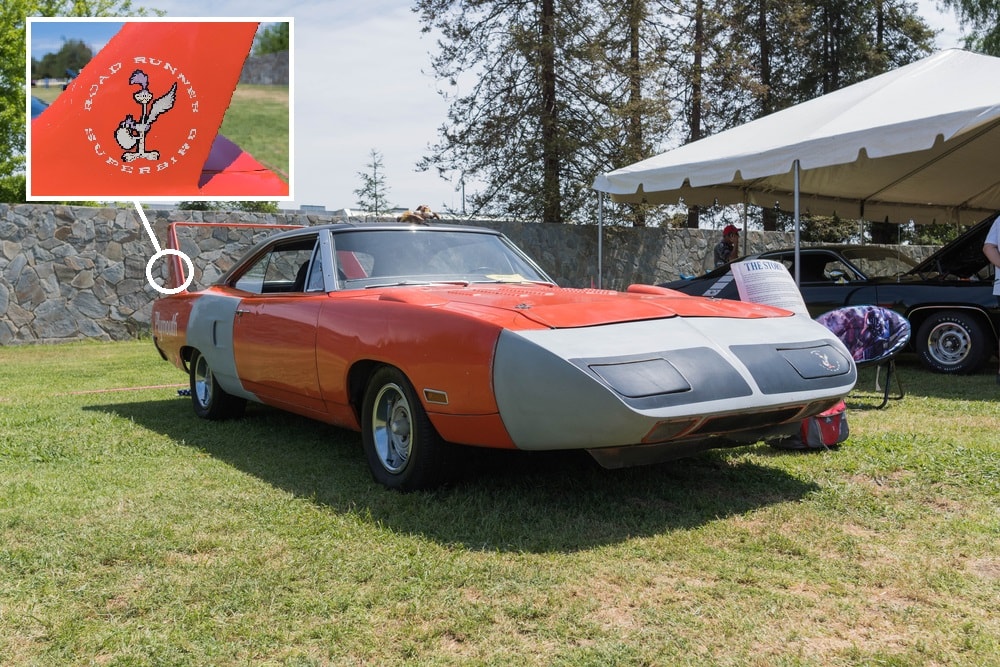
<box><xmin>816</xmin><ymin>306</ymin><xmax>911</xmax><ymax>409</ymax></box>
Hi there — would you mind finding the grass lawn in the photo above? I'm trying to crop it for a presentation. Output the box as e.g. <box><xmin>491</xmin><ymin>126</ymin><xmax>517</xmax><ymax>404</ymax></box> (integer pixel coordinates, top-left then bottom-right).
<box><xmin>219</xmin><ymin>85</ymin><xmax>289</xmax><ymax>182</ymax></box>
<box><xmin>1</xmin><ymin>340</ymin><xmax>997</xmax><ymax>665</ymax></box>
<box><xmin>31</xmin><ymin>84</ymin><xmax>289</xmax><ymax>183</ymax></box>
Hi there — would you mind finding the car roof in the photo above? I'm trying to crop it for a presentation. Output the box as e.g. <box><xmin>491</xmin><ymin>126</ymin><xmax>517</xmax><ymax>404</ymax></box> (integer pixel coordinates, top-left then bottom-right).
<box><xmin>256</xmin><ymin>222</ymin><xmax>504</xmax><ymax>244</ymax></box>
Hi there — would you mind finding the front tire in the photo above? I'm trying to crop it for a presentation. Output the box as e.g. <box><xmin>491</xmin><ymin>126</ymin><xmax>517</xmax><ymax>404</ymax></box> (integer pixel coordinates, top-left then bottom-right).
<box><xmin>361</xmin><ymin>366</ymin><xmax>450</xmax><ymax>491</ymax></box>
<box><xmin>915</xmin><ymin>310</ymin><xmax>991</xmax><ymax>374</ymax></box>
<box><xmin>189</xmin><ymin>350</ymin><xmax>246</xmax><ymax>420</ymax></box>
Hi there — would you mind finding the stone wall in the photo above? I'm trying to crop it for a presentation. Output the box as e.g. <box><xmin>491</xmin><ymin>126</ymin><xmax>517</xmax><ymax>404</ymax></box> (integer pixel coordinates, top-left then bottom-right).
<box><xmin>239</xmin><ymin>51</ymin><xmax>289</xmax><ymax>86</ymax></box>
<box><xmin>0</xmin><ymin>204</ymin><xmax>940</xmax><ymax>344</ymax></box>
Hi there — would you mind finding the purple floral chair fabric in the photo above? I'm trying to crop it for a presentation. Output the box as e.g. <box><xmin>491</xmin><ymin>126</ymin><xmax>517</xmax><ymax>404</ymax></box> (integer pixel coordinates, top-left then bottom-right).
<box><xmin>816</xmin><ymin>305</ymin><xmax>911</xmax><ymax>408</ymax></box>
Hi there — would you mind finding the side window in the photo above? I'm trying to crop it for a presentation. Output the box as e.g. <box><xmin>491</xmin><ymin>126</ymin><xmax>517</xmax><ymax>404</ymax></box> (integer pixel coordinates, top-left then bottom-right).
<box><xmin>234</xmin><ymin>257</ymin><xmax>266</xmax><ymax>293</ymax></box>
<box><xmin>821</xmin><ymin>259</ymin><xmax>859</xmax><ymax>282</ymax></box>
<box><xmin>306</xmin><ymin>246</ymin><xmax>326</xmax><ymax>292</ymax></box>
<box><xmin>232</xmin><ymin>236</ymin><xmax>318</xmax><ymax>294</ymax></box>
<box><xmin>798</xmin><ymin>254</ymin><xmax>833</xmax><ymax>283</ymax></box>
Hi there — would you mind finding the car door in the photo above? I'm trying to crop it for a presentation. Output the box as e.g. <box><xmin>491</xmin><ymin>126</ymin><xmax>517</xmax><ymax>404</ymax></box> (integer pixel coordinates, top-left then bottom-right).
<box><xmin>231</xmin><ymin>233</ymin><xmax>328</xmax><ymax>417</ymax></box>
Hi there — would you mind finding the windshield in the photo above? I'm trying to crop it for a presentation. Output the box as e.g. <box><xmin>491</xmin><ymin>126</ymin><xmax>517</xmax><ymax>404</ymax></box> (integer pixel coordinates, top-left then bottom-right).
<box><xmin>838</xmin><ymin>247</ymin><xmax>918</xmax><ymax>278</ymax></box>
<box><xmin>330</xmin><ymin>228</ymin><xmax>553</xmax><ymax>289</ymax></box>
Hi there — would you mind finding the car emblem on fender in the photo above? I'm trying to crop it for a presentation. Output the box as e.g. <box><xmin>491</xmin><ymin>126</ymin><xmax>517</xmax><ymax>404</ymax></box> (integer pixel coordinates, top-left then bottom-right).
<box><xmin>811</xmin><ymin>349</ymin><xmax>843</xmax><ymax>373</ymax></box>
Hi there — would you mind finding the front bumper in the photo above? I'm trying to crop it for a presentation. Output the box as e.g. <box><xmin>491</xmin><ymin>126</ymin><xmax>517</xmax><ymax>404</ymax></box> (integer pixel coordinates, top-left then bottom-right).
<box><xmin>493</xmin><ymin>314</ymin><xmax>856</xmax><ymax>453</ymax></box>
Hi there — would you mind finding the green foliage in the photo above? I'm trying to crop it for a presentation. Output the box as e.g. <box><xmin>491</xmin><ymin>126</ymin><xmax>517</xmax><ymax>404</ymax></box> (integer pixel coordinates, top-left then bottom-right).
<box><xmin>178</xmin><ymin>201</ymin><xmax>280</xmax><ymax>212</ymax></box>
<box><xmin>232</xmin><ymin>201</ymin><xmax>280</xmax><ymax>213</ymax></box>
<box><xmin>417</xmin><ymin>0</ymin><xmax>937</xmax><ymax>227</ymax></box>
<box><xmin>0</xmin><ymin>0</ymin><xmax>30</xmax><ymax>200</ymax></box>
<box><xmin>178</xmin><ymin>201</ymin><xmax>222</xmax><ymax>211</ymax></box>
<box><xmin>912</xmin><ymin>221</ymin><xmax>969</xmax><ymax>245</ymax></box>
<box><xmin>253</xmin><ymin>22</ymin><xmax>289</xmax><ymax>55</ymax></box>
<box><xmin>799</xmin><ymin>213</ymin><xmax>860</xmax><ymax>243</ymax></box>
<box><xmin>0</xmin><ymin>0</ymin><xmax>162</xmax><ymax>202</ymax></box>
<box><xmin>31</xmin><ymin>38</ymin><xmax>92</xmax><ymax>79</ymax></box>
<box><xmin>940</xmin><ymin>0</ymin><xmax>1000</xmax><ymax>55</ymax></box>
<box><xmin>0</xmin><ymin>174</ymin><xmax>25</xmax><ymax>203</ymax></box>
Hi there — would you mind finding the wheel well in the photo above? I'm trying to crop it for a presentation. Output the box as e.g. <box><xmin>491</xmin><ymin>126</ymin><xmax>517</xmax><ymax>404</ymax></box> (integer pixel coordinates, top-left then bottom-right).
<box><xmin>347</xmin><ymin>360</ymin><xmax>384</xmax><ymax>418</ymax></box>
<box><xmin>179</xmin><ymin>345</ymin><xmax>196</xmax><ymax>374</ymax></box>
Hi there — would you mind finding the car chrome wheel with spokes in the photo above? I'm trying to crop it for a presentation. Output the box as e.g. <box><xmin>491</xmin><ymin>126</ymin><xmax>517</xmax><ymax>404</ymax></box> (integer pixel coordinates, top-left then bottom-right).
<box><xmin>362</xmin><ymin>366</ymin><xmax>450</xmax><ymax>491</ymax></box>
<box><xmin>916</xmin><ymin>310</ymin><xmax>991</xmax><ymax>374</ymax></box>
<box><xmin>189</xmin><ymin>350</ymin><xmax>246</xmax><ymax>420</ymax></box>
<box><xmin>371</xmin><ymin>381</ymin><xmax>413</xmax><ymax>474</ymax></box>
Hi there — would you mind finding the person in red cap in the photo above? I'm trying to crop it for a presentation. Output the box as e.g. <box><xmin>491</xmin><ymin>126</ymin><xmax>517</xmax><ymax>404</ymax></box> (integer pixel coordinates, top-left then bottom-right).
<box><xmin>713</xmin><ymin>225</ymin><xmax>740</xmax><ymax>267</ymax></box>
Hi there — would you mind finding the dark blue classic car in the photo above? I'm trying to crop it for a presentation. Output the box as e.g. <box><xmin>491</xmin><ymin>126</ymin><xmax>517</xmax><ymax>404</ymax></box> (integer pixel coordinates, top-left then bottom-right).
<box><xmin>664</xmin><ymin>216</ymin><xmax>1000</xmax><ymax>375</ymax></box>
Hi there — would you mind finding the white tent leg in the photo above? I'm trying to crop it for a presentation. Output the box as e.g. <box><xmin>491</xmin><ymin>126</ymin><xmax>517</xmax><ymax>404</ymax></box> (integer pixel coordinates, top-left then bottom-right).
<box><xmin>794</xmin><ymin>159</ymin><xmax>801</xmax><ymax>286</ymax></box>
<box><xmin>597</xmin><ymin>192</ymin><xmax>604</xmax><ymax>289</ymax></box>
<box><xmin>742</xmin><ymin>195</ymin><xmax>748</xmax><ymax>256</ymax></box>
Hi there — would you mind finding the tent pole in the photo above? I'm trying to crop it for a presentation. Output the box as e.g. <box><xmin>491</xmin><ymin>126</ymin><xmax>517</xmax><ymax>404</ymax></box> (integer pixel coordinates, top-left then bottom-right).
<box><xmin>597</xmin><ymin>192</ymin><xmax>604</xmax><ymax>289</ymax></box>
<box><xmin>794</xmin><ymin>159</ymin><xmax>801</xmax><ymax>286</ymax></box>
<box><xmin>742</xmin><ymin>193</ymin><xmax>748</xmax><ymax>256</ymax></box>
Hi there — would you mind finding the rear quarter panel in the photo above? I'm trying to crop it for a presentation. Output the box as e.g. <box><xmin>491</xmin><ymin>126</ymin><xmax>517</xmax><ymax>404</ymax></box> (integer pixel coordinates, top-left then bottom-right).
<box><xmin>151</xmin><ymin>294</ymin><xmax>198</xmax><ymax>368</ymax></box>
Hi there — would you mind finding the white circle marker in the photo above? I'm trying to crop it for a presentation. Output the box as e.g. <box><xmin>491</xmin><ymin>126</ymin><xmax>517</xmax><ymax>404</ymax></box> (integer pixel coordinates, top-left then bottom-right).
<box><xmin>146</xmin><ymin>249</ymin><xmax>194</xmax><ymax>295</ymax></box>
<box><xmin>134</xmin><ymin>201</ymin><xmax>194</xmax><ymax>294</ymax></box>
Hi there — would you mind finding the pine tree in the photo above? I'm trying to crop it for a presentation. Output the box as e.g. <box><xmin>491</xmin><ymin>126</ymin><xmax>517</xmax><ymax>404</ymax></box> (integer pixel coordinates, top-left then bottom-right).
<box><xmin>938</xmin><ymin>0</ymin><xmax>1000</xmax><ymax>55</ymax></box>
<box><xmin>354</xmin><ymin>149</ymin><xmax>392</xmax><ymax>216</ymax></box>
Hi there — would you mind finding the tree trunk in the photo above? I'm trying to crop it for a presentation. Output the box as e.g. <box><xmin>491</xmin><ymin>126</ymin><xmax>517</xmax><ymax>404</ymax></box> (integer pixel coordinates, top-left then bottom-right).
<box><xmin>686</xmin><ymin>0</ymin><xmax>704</xmax><ymax>229</ymax></box>
<box><xmin>758</xmin><ymin>0</ymin><xmax>776</xmax><ymax>231</ymax></box>
<box><xmin>758</xmin><ymin>0</ymin><xmax>772</xmax><ymax>114</ymax></box>
<box><xmin>540</xmin><ymin>0</ymin><xmax>562</xmax><ymax>223</ymax></box>
<box><xmin>628</xmin><ymin>0</ymin><xmax>646</xmax><ymax>226</ymax></box>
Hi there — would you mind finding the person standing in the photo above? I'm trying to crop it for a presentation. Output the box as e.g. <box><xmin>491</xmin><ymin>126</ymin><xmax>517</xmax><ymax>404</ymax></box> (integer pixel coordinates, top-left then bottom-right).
<box><xmin>982</xmin><ymin>214</ymin><xmax>1000</xmax><ymax>382</ymax></box>
<box><xmin>713</xmin><ymin>225</ymin><xmax>740</xmax><ymax>267</ymax></box>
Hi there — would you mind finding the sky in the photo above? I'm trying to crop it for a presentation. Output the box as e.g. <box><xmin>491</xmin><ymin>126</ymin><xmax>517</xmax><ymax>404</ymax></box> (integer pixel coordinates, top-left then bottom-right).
<box><xmin>28</xmin><ymin>0</ymin><xmax>965</xmax><ymax>215</ymax></box>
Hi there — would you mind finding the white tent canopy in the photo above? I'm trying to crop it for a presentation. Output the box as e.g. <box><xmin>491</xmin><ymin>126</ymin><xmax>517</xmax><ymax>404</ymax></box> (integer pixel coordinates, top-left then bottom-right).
<box><xmin>593</xmin><ymin>49</ymin><xmax>1000</xmax><ymax>225</ymax></box>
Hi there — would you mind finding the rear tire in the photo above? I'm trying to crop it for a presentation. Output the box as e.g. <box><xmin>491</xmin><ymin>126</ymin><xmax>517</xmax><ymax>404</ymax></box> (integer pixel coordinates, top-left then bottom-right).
<box><xmin>189</xmin><ymin>350</ymin><xmax>246</xmax><ymax>420</ymax></box>
<box><xmin>361</xmin><ymin>366</ymin><xmax>451</xmax><ymax>491</ymax></box>
<box><xmin>915</xmin><ymin>310</ymin><xmax>991</xmax><ymax>374</ymax></box>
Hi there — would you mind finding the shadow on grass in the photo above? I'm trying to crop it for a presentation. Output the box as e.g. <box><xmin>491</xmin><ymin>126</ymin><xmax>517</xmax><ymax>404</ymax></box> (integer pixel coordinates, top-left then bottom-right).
<box><xmin>853</xmin><ymin>353</ymin><xmax>999</xmax><ymax>404</ymax></box>
<box><xmin>87</xmin><ymin>397</ymin><xmax>820</xmax><ymax>553</ymax></box>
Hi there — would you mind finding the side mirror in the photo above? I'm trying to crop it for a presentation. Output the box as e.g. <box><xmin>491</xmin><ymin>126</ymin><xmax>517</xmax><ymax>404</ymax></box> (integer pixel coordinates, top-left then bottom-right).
<box><xmin>827</xmin><ymin>269</ymin><xmax>848</xmax><ymax>284</ymax></box>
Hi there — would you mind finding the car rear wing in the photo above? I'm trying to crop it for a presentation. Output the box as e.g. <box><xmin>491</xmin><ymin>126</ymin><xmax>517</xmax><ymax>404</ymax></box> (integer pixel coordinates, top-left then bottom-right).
<box><xmin>30</xmin><ymin>21</ymin><xmax>289</xmax><ymax>199</ymax></box>
<box><xmin>163</xmin><ymin>221</ymin><xmax>304</xmax><ymax>291</ymax></box>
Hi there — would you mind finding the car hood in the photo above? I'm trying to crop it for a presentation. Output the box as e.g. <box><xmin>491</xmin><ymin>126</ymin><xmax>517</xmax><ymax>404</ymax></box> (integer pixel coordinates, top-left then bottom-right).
<box><xmin>908</xmin><ymin>213</ymin><xmax>996</xmax><ymax>279</ymax></box>
<box><xmin>376</xmin><ymin>284</ymin><xmax>792</xmax><ymax>328</ymax></box>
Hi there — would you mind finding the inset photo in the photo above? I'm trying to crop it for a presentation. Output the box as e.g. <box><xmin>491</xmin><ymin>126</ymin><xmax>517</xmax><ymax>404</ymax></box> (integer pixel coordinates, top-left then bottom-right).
<box><xmin>27</xmin><ymin>17</ymin><xmax>292</xmax><ymax>201</ymax></box>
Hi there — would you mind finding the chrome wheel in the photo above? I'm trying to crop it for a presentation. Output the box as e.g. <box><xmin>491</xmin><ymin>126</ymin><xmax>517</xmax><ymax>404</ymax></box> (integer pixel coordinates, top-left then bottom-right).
<box><xmin>371</xmin><ymin>382</ymin><xmax>412</xmax><ymax>474</ymax></box>
<box><xmin>916</xmin><ymin>310</ymin><xmax>990</xmax><ymax>374</ymax></box>
<box><xmin>925</xmin><ymin>320</ymin><xmax>971</xmax><ymax>367</ymax></box>
<box><xmin>361</xmin><ymin>366</ymin><xmax>451</xmax><ymax>491</ymax></box>
<box><xmin>188</xmin><ymin>350</ymin><xmax>245</xmax><ymax>420</ymax></box>
<box><xmin>192</xmin><ymin>353</ymin><xmax>214</xmax><ymax>410</ymax></box>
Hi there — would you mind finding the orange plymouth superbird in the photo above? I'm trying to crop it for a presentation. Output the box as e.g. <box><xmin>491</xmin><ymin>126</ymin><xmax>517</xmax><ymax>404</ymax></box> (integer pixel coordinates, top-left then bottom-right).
<box><xmin>152</xmin><ymin>223</ymin><xmax>857</xmax><ymax>490</ymax></box>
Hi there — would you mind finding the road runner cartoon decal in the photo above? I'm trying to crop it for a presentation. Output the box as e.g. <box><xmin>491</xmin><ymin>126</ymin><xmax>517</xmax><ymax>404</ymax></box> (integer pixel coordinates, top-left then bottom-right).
<box><xmin>29</xmin><ymin>19</ymin><xmax>290</xmax><ymax>199</ymax></box>
<box><xmin>116</xmin><ymin>70</ymin><xmax>177</xmax><ymax>163</ymax></box>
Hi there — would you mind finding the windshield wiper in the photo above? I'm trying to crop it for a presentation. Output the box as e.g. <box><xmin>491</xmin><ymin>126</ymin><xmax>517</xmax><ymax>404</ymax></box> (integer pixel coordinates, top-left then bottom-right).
<box><xmin>364</xmin><ymin>280</ymin><xmax>470</xmax><ymax>289</ymax></box>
